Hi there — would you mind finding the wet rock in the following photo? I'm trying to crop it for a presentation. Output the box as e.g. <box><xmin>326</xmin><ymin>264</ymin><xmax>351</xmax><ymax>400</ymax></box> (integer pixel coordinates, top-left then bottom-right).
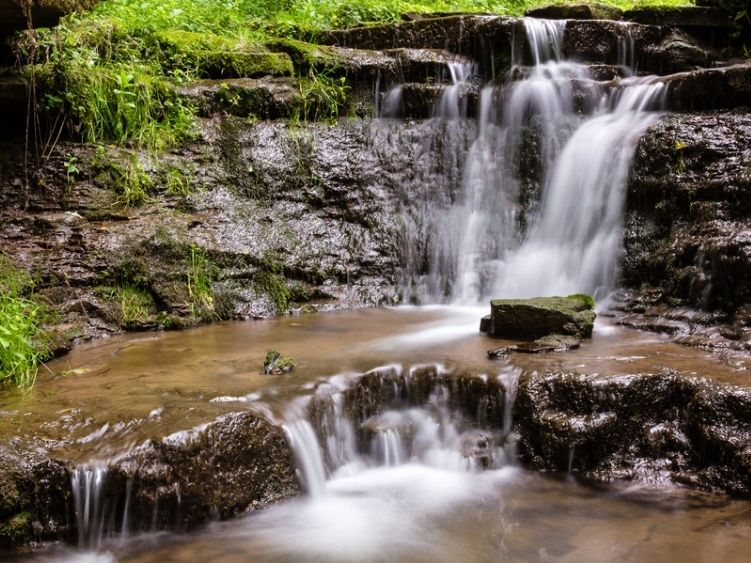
<box><xmin>661</xmin><ymin>63</ymin><xmax>751</xmax><ymax>111</ymax></box>
<box><xmin>320</xmin><ymin>16</ymin><xmax>516</xmax><ymax>77</ymax></box>
<box><xmin>525</xmin><ymin>3</ymin><xmax>624</xmax><ymax>21</ymax></box>
<box><xmin>116</xmin><ymin>410</ymin><xmax>298</xmax><ymax>531</ymax></box>
<box><xmin>645</xmin><ymin>28</ymin><xmax>715</xmax><ymax>74</ymax></box>
<box><xmin>488</xmin><ymin>334</ymin><xmax>581</xmax><ymax>358</ymax></box>
<box><xmin>623</xmin><ymin>6</ymin><xmax>731</xmax><ymax>29</ymax></box>
<box><xmin>0</xmin><ymin>450</ymin><xmax>71</xmax><ymax>549</ymax></box>
<box><xmin>625</xmin><ymin>111</ymin><xmax>751</xmax><ymax>325</ymax></box>
<box><xmin>483</xmin><ymin>295</ymin><xmax>596</xmax><ymax>340</ymax></box>
<box><xmin>515</xmin><ymin>370</ymin><xmax>751</xmax><ymax>495</ymax></box>
<box><xmin>178</xmin><ymin>78</ymin><xmax>299</xmax><ymax>119</ymax></box>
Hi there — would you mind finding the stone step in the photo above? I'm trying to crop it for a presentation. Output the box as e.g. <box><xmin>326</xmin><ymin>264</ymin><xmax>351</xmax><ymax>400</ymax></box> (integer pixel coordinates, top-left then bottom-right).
<box><xmin>320</xmin><ymin>15</ymin><xmax>722</xmax><ymax>79</ymax></box>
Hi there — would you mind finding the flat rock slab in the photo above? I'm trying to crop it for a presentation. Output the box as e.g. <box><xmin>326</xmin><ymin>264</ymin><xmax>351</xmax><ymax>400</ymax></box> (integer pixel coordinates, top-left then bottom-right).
<box><xmin>483</xmin><ymin>295</ymin><xmax>596</xmax><ymax>340</ymax></box>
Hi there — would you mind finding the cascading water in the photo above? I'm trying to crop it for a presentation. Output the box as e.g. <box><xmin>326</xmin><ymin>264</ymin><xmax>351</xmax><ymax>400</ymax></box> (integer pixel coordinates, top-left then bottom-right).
<box><xmin>281</xmin><ymin>365</ymin><xmax>519</xmax><ymax>494</ymax></box>
<box><xmin>400</xmin><ymin>18</ymin><xmax>665</xmax><ymax>304</ymax></box>
<box><xmin>71</xmin><ymin>465</ymin><xmax>111</xmax><ymax>551</ymax></box>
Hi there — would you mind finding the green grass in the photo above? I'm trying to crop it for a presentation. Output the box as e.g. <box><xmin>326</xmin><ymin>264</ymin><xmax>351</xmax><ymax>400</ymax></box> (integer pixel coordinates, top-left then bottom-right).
<box><xmin>0</xmin><ymin>257</ymin><xmax>50</xmax><ymax>389</ymax></box>
<box><xmin>186</xmin><ymin>244</ymin><xmax>217</xmax><ymax>318</ymax></box>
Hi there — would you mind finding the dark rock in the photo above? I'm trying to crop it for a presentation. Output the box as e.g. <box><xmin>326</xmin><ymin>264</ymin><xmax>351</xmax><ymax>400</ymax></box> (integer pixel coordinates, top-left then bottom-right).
<box><xmin>0</xmin><ymin>0</ymin><xmax>98</xmax><ymax>36</ymax></box>
<box><xmin>525</xmin><ymin>3</ymin><xmax>624</xmax><ymax>21</ymax></box>
<box><xmin>0</xmin><ymin>409</ymin><xmax>298</xmax><ymax>552</ymax></box>
<box><xmin>116</xmin><ymin>410</ymin><xmax>298</xmax><ymax>531</ymax></box>
<box><xmin>662</xmin><ymin>63</ymin><xmax>751</xmax><ymax>112</ymax></box>
<box><xmin>623</xmin><ymin>6</ymin><xmax>731</xmax><ymax>29</ymax></box>
<box><xmin>178</xmin><ymin>78</ymin><xmax>299</xmax><ymax>119</ymax></box>
<box><xmin>514</xmin><ymin>370</ymin><xmax>751</xmax><ymax>495</ymax></box>
<box><xmin>487</xmin><ymin>333</ymin><xmax>581</xmax><ymax>358</ymax></box>
<box><xmin>486</xmin><ymin>295</ymin><xmax>596</xmax><ymax>340</ymax></box>
<box><xmin>625</xmin><ymin>111</ymin><xmax>751</xmax><ymax>320</ymax></box>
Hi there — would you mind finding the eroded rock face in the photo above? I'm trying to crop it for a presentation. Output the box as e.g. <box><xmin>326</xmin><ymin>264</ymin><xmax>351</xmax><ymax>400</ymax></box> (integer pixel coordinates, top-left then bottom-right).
<box><xmin>624</xmin><ymin>111</ymin><xmax>751</xmax><ymax>335</ymax></box>
<box><xmin>515</xmin><ymin>370</ymin><xmax>751</xmax><ymax>495</ymax></box>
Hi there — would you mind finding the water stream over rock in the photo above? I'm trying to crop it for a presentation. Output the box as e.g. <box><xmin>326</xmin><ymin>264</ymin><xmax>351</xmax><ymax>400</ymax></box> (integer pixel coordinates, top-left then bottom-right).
<box><xmin>402</xmin><ymin>18</ymin><xmax>667</xmax><ymax>303</ymax></box>
<box><xmin>2</xmin><ymin>10</ymin><xmax>751</xmax><ymax>563</ymax></box>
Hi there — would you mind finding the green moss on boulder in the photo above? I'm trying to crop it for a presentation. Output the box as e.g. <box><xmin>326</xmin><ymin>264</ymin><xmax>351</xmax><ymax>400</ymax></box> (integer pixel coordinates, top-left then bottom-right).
<box><xmin>485</xmin><ymin>294</ymin><xmax>596</xmax><ymax>340</ymax></box>
<box><xmin>153</xmin><ymin>31</ymin><xmax>294</xmax><ymax>79</ymax></box>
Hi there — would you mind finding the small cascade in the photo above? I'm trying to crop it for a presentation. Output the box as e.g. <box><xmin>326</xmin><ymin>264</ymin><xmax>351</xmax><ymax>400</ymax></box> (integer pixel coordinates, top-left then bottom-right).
<box><xmin>281</xmin><ymin>365</ymin><xmax>520</xmax><ymax>497</ymax></box>
<box><xmin>71</xmin><ymin>465</ymin><xmax>110</xmax><ymax>550</ymax></box>
<box><xmin>282</xmin><ymin>418</ymin><xmax>328</xmax><ymax>497</ymax></box>
<box><xmin>618</xmin><ymin>27</ymin><xmax>637</xmax><ymax>76</ymax></box>
<box><xmin>379</xmin><ymin>85</ymin><xmax>403</xmax><ymax>118</ymax></box>
<box><xmin>434</xmin><ymin>61</ymin><xmax>475</xmax><ymax>119</ymax></box>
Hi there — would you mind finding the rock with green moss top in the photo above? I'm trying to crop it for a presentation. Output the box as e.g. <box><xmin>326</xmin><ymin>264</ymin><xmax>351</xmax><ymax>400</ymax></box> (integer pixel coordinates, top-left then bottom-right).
<box><xmin>153</xmin><ymin>31</ymin><xmax>293</xmax><ymax>79</ymax></box>
<box><xmin>483</xmin><ymin>294</ymin><xmax>596</xmax><ymax>340</ymax></box>
<box><xmin>262</xmin><ymin>349</ymin><xmax>296</xmax><ymax>375</ymax></box>
<box><xmin>265</xmin><ymin>39</ymin><xmax>345</xmax><ymax>74</ymax></box>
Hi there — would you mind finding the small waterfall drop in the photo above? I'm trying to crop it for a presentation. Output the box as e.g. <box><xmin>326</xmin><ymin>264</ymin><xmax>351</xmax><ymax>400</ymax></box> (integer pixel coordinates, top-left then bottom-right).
<box><xmin>71</xmin><ymin>465</ymin><xmax>110</xmax><ymax>550</ymax></box>
<box><xmin>435</xmin><ymin>61</ymin><xmax>475</xmax><ymax>119</ymax></box>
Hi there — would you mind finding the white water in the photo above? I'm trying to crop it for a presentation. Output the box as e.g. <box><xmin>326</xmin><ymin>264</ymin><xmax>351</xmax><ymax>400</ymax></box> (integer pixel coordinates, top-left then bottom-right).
<box><xmin>401</xmin><ymin>18</ymin><xmax>665</xmax><ymax>304</ymax></box>
<box><xmin>71</xmin><ymin>465</ymin><xmax>111</xmax><ymax>551</ymax></box>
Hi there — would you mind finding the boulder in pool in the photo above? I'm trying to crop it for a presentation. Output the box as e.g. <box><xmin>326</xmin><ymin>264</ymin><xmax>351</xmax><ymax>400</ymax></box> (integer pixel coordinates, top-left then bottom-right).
<box><xmin>481</xmin><ymin>294</ymin><xmax>596</xmax><ymax>340</ymax></box>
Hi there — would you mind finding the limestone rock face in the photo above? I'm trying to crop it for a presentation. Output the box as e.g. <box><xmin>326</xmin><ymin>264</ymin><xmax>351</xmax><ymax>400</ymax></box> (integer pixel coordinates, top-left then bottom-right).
<box><xmin>484</xmin><ymin>295</ymin><xmax>596</xmax><ymax>340</ymax></box>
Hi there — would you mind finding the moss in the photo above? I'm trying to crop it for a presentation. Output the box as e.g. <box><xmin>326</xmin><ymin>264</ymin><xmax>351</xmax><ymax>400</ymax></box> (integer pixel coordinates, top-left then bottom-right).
<box><xmin>263</xmin><ymin>349</ymin><xmax>296</xmax><ymax>374</ymax></box>
<box><xmin>153</xmin><ymin>31</ymin><xmax>294</xmax><ymax>79</ymax></box>
<box><xmin>0</xmin><ymin>511</ymin><xmax>32</xmax><ymax>545</ymax></box>
<box><xmin>566</xmin><ymin>293</ymin><xmax>596</xmax><ymax>310</ymax></box>
<box><xmin>256</xmin><ymin>270</ymin><xmax>291</xmax><ymax>313</ymax></box>
<box><xmin>265</xmin><ymin>38</ymin><xmax>345</xmax><ymax>74</ymax></box>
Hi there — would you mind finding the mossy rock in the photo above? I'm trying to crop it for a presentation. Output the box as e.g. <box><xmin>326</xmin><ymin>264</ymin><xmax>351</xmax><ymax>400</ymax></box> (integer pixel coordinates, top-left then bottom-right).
<box><xmin>485</xmin><ymin>294</ymin><xmax>596</xmax><ymax>340</ymax></box>
<box><xmin>153</xmin><ymin>31</ymin><xmax>294</xmax><ymax>79</ymax></box>
<box><xmin>265</xmin><ymin>39</ymin><xmax>345</xmax><ymax>74</ymax></box>
<box><xmin>0</xmin><ymin>511</ymin><xmax>32</xmax><ymax>546</ymax></box>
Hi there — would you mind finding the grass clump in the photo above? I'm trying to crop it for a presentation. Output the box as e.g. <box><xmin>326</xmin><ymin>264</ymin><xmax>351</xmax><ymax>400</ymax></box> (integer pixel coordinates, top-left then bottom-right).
<box><xmin>256</xmin><ymin>260</ymin><xmax>291</xmax><ymax>313</ymax></box>
<box><xmin>23</xmin><ymin>0</ymin><xmax>691</xmax><ymax>148</ymax></box>
<box><xmin>92</xmin><ymin>149</ymin><xmax>154</xmax><ymax>207</ymax></box>
<box><xmin>186</xmin><ymin>244</ymin><xmax>218</xmax><ymax>318</ymax></box>
<box><xmin>0</xmin><ymin>257</ymin><xmax>50</xmax><ymax>389</ymax></box>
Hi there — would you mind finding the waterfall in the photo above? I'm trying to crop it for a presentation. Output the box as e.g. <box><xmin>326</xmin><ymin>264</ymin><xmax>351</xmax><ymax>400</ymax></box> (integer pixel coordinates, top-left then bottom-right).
<box><xmin>494</xmin><ymin>80</ymin><xmax>665</xmax><ymax>299</ymax></box>
<box><xmin>398</xmin><ymin>18</ymin><xmax>665</xmax><ymax>304</ymax></box>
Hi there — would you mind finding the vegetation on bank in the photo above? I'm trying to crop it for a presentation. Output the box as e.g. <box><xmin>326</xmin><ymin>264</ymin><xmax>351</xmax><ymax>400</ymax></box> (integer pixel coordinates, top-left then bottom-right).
<box><xmin>0</xmin><ymin>257</ymin><xmax>50</xmax><ymax>389</ymax></box>
<box><xmin>19</xmin><ymin>0</ymin><xmax>693</xmax><ymax>150</ymax></box>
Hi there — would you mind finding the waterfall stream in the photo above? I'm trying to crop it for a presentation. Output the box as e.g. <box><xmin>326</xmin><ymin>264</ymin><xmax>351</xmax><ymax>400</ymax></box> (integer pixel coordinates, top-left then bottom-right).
<box><xmin>401</xmin><ymin>18</ymin><xmax>665</xmax><ymax>304</ymax></box>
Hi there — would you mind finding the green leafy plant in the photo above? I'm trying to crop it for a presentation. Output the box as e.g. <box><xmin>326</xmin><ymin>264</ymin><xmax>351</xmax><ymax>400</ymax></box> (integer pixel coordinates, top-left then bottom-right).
<box><xmin>63</xmin><ymin>153</ymin><xmax>80</xmax><ymax>188</ymax></box>
<box><xmin>93</xmin><ymin>150</ymin><xmax>154</xmax><ymax>206</ymax></box>
<box><xmin>0</xmin><ymin>257</ymin><xmax>50</xmax><ymax>389</ymax></box>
